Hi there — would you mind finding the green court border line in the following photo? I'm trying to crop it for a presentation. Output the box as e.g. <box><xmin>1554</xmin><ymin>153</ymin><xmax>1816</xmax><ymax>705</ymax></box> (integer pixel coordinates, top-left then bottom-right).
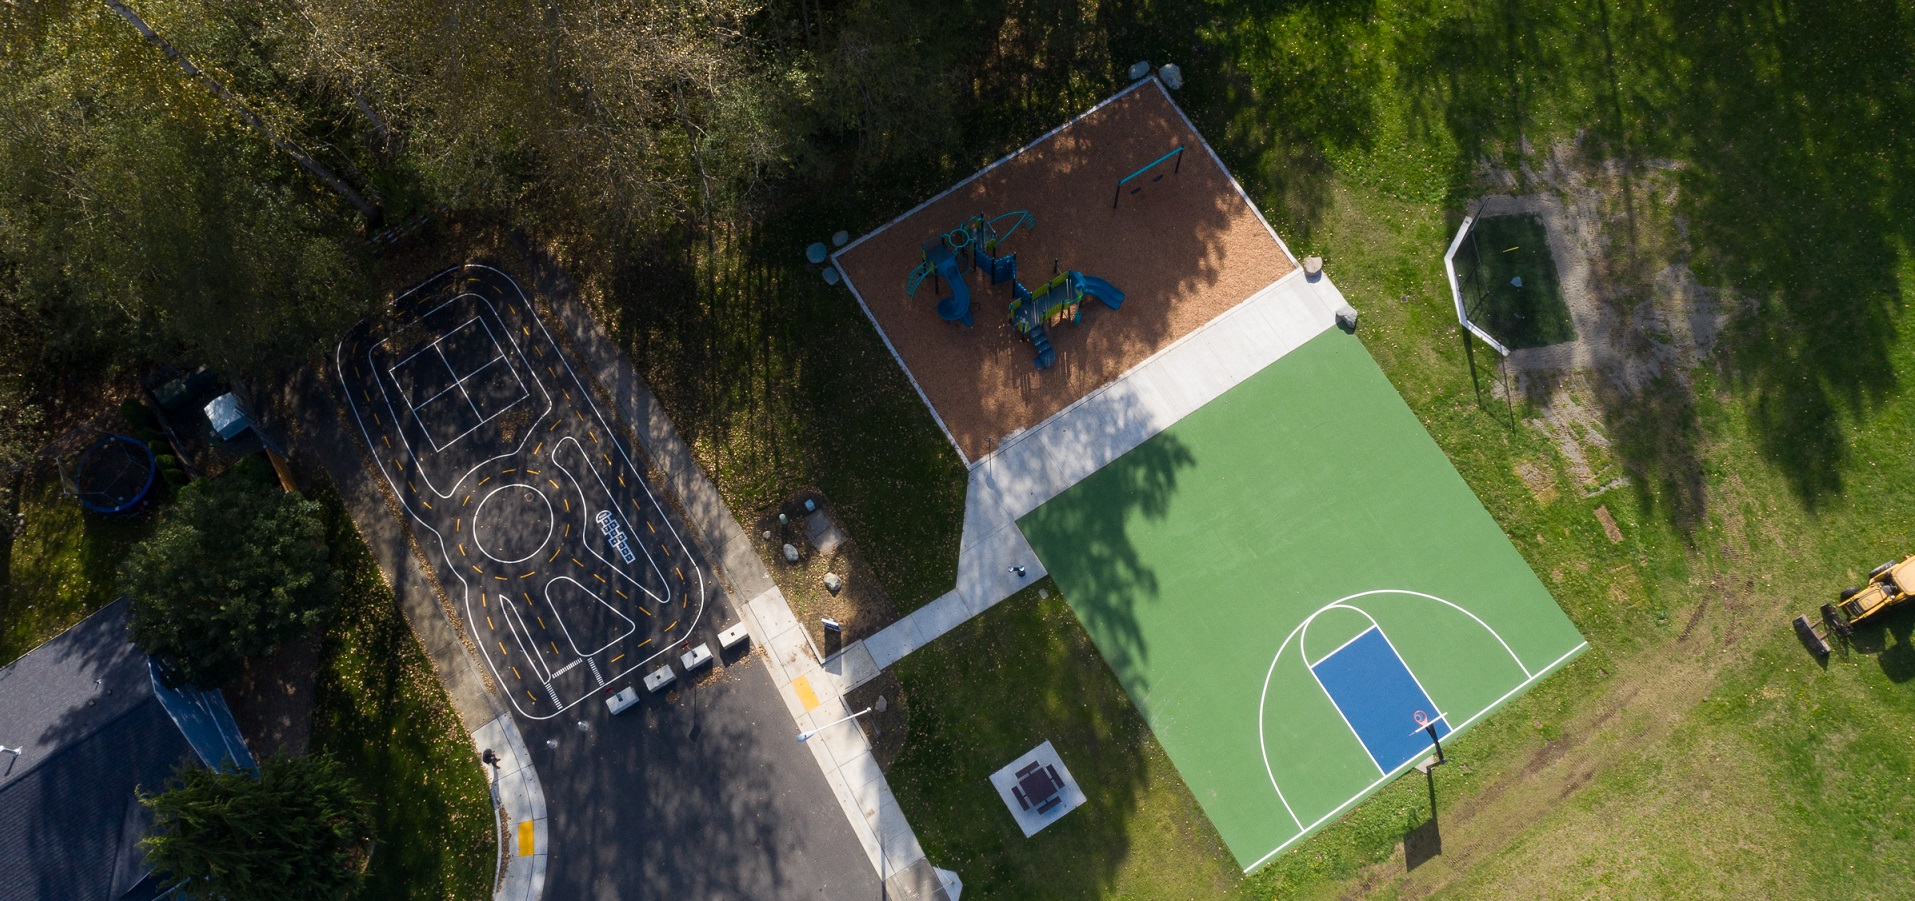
<box><xmin>1248</xmin><ymin>636</ymin><xmax>1586</xmax><ymax>871</ymax></box>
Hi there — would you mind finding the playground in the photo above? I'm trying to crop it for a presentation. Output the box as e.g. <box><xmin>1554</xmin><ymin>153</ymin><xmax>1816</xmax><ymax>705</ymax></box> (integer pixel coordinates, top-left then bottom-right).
<box><xmin>1016</xmin><ymin>329</ymin><xmax>1587</xmax><ymax>870</ymax></box>
<box><xmin>833</xmin><ymin>79</ymin><xmax>1294</xmax><ymax>463</ymax></box>
<box><xmin>335</xmin><ymin>265</ymin><xmax>711</xmax><ymax>720</ymax></box>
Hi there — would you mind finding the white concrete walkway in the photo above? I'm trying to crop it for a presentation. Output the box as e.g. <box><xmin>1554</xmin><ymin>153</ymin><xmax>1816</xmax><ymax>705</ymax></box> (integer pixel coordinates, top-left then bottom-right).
<box><xmin>840</xmin><ymin>270</ymin><xmax>1349</xmax><ymax>682</ymax></box>
<box><xmin>476</xmin><ymin>714</ymin><xmax>548</xmax><ymax>901</ymax></box>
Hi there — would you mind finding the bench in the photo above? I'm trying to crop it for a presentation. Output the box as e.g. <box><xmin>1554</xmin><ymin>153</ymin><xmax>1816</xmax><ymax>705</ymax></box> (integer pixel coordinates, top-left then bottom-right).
<box><xmin>718</xmin><ymin>622</ymin><xmax>750</xmax><ymax>650</ymax></box>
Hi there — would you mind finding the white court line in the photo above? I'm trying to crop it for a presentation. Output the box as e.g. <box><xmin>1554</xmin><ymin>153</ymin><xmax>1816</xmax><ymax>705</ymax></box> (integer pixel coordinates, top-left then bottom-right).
<box><xmin>1374</xmin><ymin>627</ymin><xmax>1451</xmax><ymax>741</ymax></box>
<box><xmin>1303</xmin><ymin>620</ymin><xmax>1379</xmax><ymax>669</ymax></box>
<box><xmin>542</xmin><ymin>576</ymin><xmax>637</xmax><ymax>658</ymax></box>
<box><xmin>472</xmin><ymin>483</ymin><xmax>555</xmax><ymax>565</ymax></box>
<box><xmin>550</xmin><ymin>436</ymin><xmax>672</xmax><ymax>605</ymax></box>
<box><xmin>336</xmin><ymin>264</ymin><xmax>709</xmax><ymax>719</ymax></box>
<box><xmin>500</xmin><ymin>596</ymin><xmax>553</xmax><ymax>683</ymax></box>
<box><xmin>367</xmin><ymin>293</ymin><xmax>549</xmax><ymax>494</ymax></box>
<box><xmin>1259</xmin><ymin>590</ymin><xmax>1545</xmax><ymax>837</ymax></box>
<box><xmin>547</xmin><ymin>657</ymin><xmax>585</xmax><ymax>681</ymax></box>
<box><xmin>1303</xmin><ymin>635</ymin><xmax>1386</xmax><ymax>777</ymax></box>
<box><xmin>1245</xmin><ymin>640</ymin><xmax>1588</xmax><ymax>873</ymax></box>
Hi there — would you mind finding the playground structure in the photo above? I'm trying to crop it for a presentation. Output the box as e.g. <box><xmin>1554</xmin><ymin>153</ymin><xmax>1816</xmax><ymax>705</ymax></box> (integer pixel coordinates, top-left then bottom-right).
<box><xmin>1010</xmin><ymin>271</ymin><xmax>1126</xmax><ymax>370</ymax></box>
<box><xmin>907</xmin><ymin>211</ymin><xmax>1032</xmax><ymax>326</ymax></box>
<box><xmin>905</xmin><ymin>209</ymin><xmax>1125</xmax><ymax>370</ymax></box>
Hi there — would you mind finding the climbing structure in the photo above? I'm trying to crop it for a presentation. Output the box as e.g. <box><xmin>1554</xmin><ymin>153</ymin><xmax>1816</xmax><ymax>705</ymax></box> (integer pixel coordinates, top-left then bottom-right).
<box><xmin>1008</xmin><ymin>271</ymin><xmax>1126</xmax><ymax>370</ymax></box>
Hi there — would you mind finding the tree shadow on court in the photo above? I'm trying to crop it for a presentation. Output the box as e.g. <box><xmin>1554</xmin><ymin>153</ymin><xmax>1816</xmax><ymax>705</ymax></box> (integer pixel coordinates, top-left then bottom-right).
<box><xmin>1016</xmin><ymin>425</ymin><xmax>1194</xmax><ymax>695</ymax></box>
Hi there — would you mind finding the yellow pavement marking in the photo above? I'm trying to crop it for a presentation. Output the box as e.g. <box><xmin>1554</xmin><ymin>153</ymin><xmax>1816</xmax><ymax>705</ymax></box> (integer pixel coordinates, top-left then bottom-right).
<box><xmin>549</xmin><ymin>479</ymin><xmax>560</xmax><ymax>491</ymax></box>
<box><xmin>527</xmin><ymin>469</ymin><xmax>541</xmax><ymax>476</ymax></box>
<box><xmin>471</xmin><ymin>564</ymin><xmax>484</xmax><ymax>574</ymax></box>
<box><xmin>610</xmin><ymin>654</ymin><xmax>624</xmax><ymax>664</ymax></box>
<box><xmin>635</xmin><ymin>605</ymin><xmax>651</xmax><ymax>617</ymax></box>
<box><xmin>524</xmin><ymin>593</ymin><xmax>533</xmax><ymax>606</ymax></box>
<box><xmin>615</xmin><ymin>589</ymin><xmax>628</xmax><ymax>599</ymax></box>
<box><xmin>463</xmin><ymin>494</ymin><xmax>471</xmax><ymax>506</ymax></box>
<box><xmin>548</xmin><ymin>549</ymin><xmax>561</xmax><ymax>562</ymax></box>
<box><xmin>423</xmin><ymin>499</ymin><xmax>432</xmax><ymax>509</ymax></box>
<box><xmin>537</xmin><ymin>616</ymin><xmax>547</xmax><ymax>629</ymax></box>
<box><xmin>675</xmin><ymin>566</ymin><xmax>683</xmax><ymax>580</ymax></box>
<box><xmin>590</xmin><ymin>431</ymin><xmax>599</xmax><ymax>445</ymax></box>
<box><xmin>637</xmin><ymin>638</ymin><xmax>652</xmax><ymax>648</ymax></box>
<box><xmin>548</xmin><ymin>419</ymin><xmax>560</xmax><ymax>431</ymax></box>
<box><xmin>512</xmin><ymin>666</ymin><xmax>522</xmax><ymax>680</ymax></box>
<box><xmin>460</xmin><ymin>544</ymin><xmax>467</xmax><ymax>557</ymax></box>
<box><xmin>480</xmin><ymin>476</ymin><xmax>491</xmax><ymax>486</ymax></box>
<box><xmin>382</xmin><ymin>435</ymin><xmax>391</xmax><ymax>448</ymax></box>
<box><xmin>372</xmin><ymin>412</ymin><xmax>381</xmax><ymax>426</ymax></box>
<box><xmin>550</xmin><ymin>642</ymin><xmax>560</xmax><ymax>655</ymax></box>
<box><xmin>527</xmin><ymin>691</ymin><xmax>538</xmax><ymax>702</ymax></box>
<box><xmin>792</xmin><ymin>676</ymin><xmax>821</xmax><ymax>713</ymax></box>
<box><xmin>571</xmin><ymin>557</ymin><xmax>583</xmax><ymax>567</ymax></box>
<box><xmin>533</xmin><ymin>442</ymin><xmax>542</xmax><ymax>456</ymax></box>
<box><xmin>593</xmin><ymin>573</ymin><xmax>606</xmax><ymax>583</ymax></box>
<box><xmin>487</xmin><ymin>616</ymin><xmax>495</xmax><ymax>629</ymax></box>
<box><xmin>520</xmin><ymin>571</ymin><xmax>536</xmax><ymax>579</ymax></box>
<box><xmin>498</xmin><ymin>642</ymin><xmax>508</xmax><ymax>654</ymax></box>
<box><xmin>502</xmin><ymin>468</ymin><xmax>516</xmax><ymax>474</ymax></box>
<box><xmin>665</xmin><ymin>620</ymin><xmax>678</xmax><ymax>632</ymax></box>
<box><xmin>496</xmin><ymin>576</ymin><xmax>509</xmax><ymax>582</ymax></box>
<box><xmin>618</xmin><ymin>474</ymin><xmax>625</xmax><ymax>487</ymax></box>
<box><xmin>647</xmin><ymin>522</ymin><xmax>655</xmax><ymax>535</ymax></box>
<box><xmin>522</xmin><ymin>325</ymin><xmax>530</xmax><ymax>336</ymax></box>
<box><xmin>603</xmin><ymin>453</ymin><xmax>612</xmax><ymax>466</ymax></box>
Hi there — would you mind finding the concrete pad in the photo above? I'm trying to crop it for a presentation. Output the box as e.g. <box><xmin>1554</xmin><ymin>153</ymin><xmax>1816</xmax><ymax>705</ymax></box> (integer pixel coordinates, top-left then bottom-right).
<box><xmin>909</xmin><ymin>590</ymin><xmax>975</xmax><ymax>641</ymax></box>
<box><xmin>824</xmin><ymin>640</ymin><xmax>881</xmax><ymax>692</ymax></box>
<box><xmin>989</xmin><ymin>740</ymin><xmax>1087</xmax><ymax>837</ymax></box>
<box><xmin>875</xmin><ymin>793</ymin><xmax>929</xmax><ymax>875</ymax></box>
<box><xmin>863</xmin><ymin>610</ymin><xmax>931</xmax><ymax>670</ymax></box>
<box><xmin>956</xmin><ymin>524</ymin><xmax>1043</xmax><ymax>616</ymax></box>
<box><xmin>838</xmin><ymin>749</ymin><xmax>886</xmax><ymax>796</ymax></box>
<box><xmin>747</xmin><ymin>586</ymin><xmax>799</xmax><ymax>640</ymax></box>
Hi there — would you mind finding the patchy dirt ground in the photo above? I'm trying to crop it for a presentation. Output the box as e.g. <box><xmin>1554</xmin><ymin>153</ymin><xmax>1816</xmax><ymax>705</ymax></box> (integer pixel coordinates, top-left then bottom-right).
<box><xmin>750</xmin><ymin>490</ymin><xmax>903</xmax><ymax>658</ymax></box>
<box><xmin>1474</xmin><ymin>144</ymin><xmax>1753</xmax><ymax>516</ymax></box>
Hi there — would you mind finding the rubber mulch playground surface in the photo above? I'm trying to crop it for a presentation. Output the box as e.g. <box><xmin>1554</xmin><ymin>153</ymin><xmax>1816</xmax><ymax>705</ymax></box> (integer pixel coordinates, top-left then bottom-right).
<box><xmin>1017</xmin><ymin>329</ymin><xmax>1587</xmax><ymax>870</ymax></box>
<box><xmin>834</xmin><ymin>80</ymin><xmax>1294</xmax><ymax>463</ymax></box>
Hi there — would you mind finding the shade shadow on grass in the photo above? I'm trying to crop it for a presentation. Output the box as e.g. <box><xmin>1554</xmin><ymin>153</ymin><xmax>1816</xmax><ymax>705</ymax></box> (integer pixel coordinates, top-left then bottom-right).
<box><xmin>887</xmin><ymin>585</ymin><xmax>1237</xmax><ymax>900</ymax></box>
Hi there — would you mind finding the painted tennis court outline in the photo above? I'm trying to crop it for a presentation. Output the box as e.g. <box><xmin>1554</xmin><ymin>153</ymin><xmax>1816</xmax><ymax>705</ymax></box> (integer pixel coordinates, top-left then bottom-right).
<box><xmin>1253</xmin><ymin>589</ymin><xmax>1586</xmax><ymax>869</ymax></box>
<box><xmin>336</xmin><ymin>264</ymin><xmax>709</xmax><ymax>719</ymax></box>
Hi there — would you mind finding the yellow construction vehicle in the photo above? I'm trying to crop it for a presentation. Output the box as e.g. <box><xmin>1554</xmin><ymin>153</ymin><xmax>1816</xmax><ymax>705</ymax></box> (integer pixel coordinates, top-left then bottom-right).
<box><xmin>1795</xmin><ymin>555</ymin><xmax>1915</xmax><ymax>656</ymax></box>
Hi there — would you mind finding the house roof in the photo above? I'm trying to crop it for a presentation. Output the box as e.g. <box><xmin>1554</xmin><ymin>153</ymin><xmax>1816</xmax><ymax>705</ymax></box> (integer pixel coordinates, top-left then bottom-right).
<box><xmin>0</xmin><ymin>600</ymin><xmax>197</xmax><ymax>901</ymax></box>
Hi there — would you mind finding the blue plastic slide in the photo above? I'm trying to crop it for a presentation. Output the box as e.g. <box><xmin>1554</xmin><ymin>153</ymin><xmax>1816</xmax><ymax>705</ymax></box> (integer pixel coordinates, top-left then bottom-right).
<box><xmin>1076</xmin><ymin>274</ymin><xmax>1125</xmax><ymax>310</ymax></box>
<box><xmin>924</xmin><ymin>240</ymin><xmax>973</xmax><ymax>326</ymax></box>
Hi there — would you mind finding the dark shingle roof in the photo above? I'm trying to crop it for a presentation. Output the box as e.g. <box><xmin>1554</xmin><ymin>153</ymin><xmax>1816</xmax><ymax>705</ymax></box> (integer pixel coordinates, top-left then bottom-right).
<box><xmin>0</xmin><ymin>600</ymin><xmax>198</xmax><ymax>901</ymax></box>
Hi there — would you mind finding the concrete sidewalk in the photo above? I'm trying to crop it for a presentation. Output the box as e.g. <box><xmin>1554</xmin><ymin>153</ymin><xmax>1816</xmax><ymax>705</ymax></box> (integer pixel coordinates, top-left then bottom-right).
<box><xmin>521</xmin><ymin>245</ymin><xmax>961</xmax><ymax>901</ymax></box>
<box><xmin>279</xmin><ymin>365</ymin><xmax>549</xmax><ymax>901</ymax></box>
<box><xmin>841</xmin><ymin>270</ymin><xmax>1345</xmax><ymax>683</ymax></box>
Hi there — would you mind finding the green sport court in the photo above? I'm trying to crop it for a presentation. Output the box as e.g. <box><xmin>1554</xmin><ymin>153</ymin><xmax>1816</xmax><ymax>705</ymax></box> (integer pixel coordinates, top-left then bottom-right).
<box><xmin>1017</xmin><ymin>328</ymin><xmax>1587</xmax><ymax>870</ymax></box>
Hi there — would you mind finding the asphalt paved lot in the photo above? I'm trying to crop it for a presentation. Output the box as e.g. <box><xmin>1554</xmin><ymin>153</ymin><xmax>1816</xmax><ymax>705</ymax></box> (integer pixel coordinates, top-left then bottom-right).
<box><xmin>331</xmin><ymin>264</ymin><xmax>882</xmax><ymax>899</ymax></box>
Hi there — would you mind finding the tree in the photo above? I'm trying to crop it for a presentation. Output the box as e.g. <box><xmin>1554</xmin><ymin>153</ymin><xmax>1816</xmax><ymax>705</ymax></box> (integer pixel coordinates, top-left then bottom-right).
<box><xmin>122</xmin><ymin>459</ymin><xmax>338</xmax><ymax>686</ymax></box>
<box><xmin>141</xmin><ymin>754</ymin><xmax>373</xmax><ymax>901</ymax></box>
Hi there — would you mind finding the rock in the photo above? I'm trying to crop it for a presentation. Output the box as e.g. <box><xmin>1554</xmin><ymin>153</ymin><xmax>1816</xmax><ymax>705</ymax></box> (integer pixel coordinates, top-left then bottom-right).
<box><xmin>762</xmin><ymin>529</ymin><xmax>772</xmax><ymax>540</ymax></box>
<box><xmin>823</xmin><ymin>572</ymin><xmax>843</xmax><ymax>593</ymax></box>
<box><xmin>1335</xmin><ymin>304</ymin><xmax>1359</xmax><ymax>332</ymax></box>
<box><xmin>1303</xmin><ymin>255</ymin><xmax>1324</xmax><ymax>277</ymax></box>
<box><xmin>782</xmin><ymin>543</ymin><xmax>799</xmax><ymax>563</ymax></box>
<box><xmin>875</xmin><ymin>695</ymin><xmax>888</xmax><ymax>713</ymax></box>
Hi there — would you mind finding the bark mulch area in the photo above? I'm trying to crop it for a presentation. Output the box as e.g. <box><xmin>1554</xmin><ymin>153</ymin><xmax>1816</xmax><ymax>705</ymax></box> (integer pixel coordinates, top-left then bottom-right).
<box><xmin>834</xmin><ymin>80</ymin><xmax>1295</xmax><ymax>462</ymax></box>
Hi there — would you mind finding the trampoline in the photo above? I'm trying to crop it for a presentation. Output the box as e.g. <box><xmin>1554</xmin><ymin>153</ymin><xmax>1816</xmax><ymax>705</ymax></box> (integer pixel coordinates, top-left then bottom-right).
<box><xmin>73</xmin><ymin>435</ymin><xmax>157</xmax><ymax>515</ymax></box>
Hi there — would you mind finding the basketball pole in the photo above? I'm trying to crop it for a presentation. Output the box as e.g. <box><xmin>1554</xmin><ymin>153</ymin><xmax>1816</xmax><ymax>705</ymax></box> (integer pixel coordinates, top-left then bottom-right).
<box><xmin>1423</xmin><ymin>723</ymin><xmax>1447</xmax><ymax>767</ymax></box>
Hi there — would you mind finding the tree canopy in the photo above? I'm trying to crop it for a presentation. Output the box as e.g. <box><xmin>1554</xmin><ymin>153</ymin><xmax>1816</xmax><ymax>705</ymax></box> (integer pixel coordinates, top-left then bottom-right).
<box><xmin>122</xmin><ymin>459</ymin><xmax>338</xmax><ymax>686</ymax></box>
<box><xmin>141</xmin><ymin>753</ymin><xmax>374</xmax><ymax>901</ymax></box>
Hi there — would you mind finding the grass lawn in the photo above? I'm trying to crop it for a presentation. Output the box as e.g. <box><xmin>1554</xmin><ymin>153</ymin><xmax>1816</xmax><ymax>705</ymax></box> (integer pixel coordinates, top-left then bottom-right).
<box><xmin>0</xmin><ymin>469</ymin><xmax>157</xmax><ymax>664</ymax></box>
<box><xmin>886</xmin><ymin>581</ymin><xmax>1240</xmax><ymax>900</ymax></box>
<box><xmin>309</xmin><ymin>482</ymin><xmax>495</xmax><ymax>901</ymax></box>
<box><xmin>590</xmin><ymin>0</ymin><xmax>1914</xmax><ymax>896</ymax></box>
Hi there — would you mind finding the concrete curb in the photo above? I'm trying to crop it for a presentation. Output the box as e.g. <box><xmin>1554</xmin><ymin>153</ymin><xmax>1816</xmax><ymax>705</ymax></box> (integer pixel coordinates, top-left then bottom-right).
<box><xmin>281</xmin><ymin>360</ymin><xmax>552</xmax><ymax>901</ymax></box>
<box><xmin>520</xmin><ymin>245</ymin><xmax>956</xmax><ymax>901</ymax></box>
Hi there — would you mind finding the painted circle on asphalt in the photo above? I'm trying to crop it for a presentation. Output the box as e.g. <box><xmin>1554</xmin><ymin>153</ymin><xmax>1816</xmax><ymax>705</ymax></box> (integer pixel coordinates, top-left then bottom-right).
<box><xmin>472</xmin><ymin>483</ymin><xmax>555</xmax><ymax>564</ymax></box>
